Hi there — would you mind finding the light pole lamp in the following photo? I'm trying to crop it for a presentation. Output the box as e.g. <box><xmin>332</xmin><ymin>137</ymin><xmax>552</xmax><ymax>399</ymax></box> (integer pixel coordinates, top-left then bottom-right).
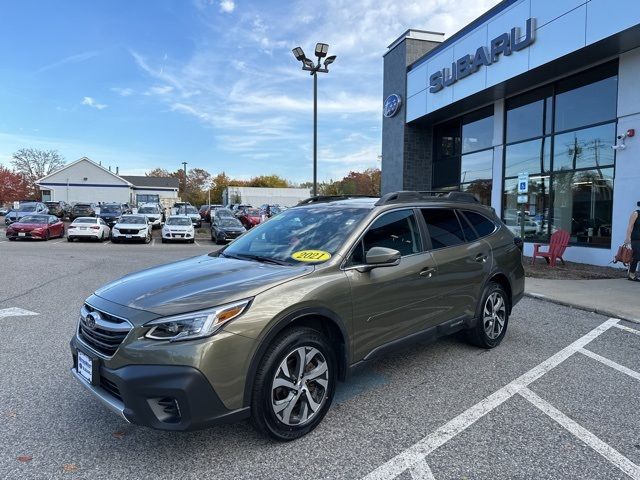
<box><xmin>292</xmin><ymin>43</ymin><xmax>336</xmax><ymax>197</ymax></box>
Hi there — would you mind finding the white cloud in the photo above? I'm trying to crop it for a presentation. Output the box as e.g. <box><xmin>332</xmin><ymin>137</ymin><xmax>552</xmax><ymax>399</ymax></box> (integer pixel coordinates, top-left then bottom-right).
<box><xmin>145</xmin><ymin>85</ymin><xmax>174</xmax><ymax>96</ymax></box>
<box><xmin>37</xmin><ymin>50</ymin><xmax>100</xmax><ymax>73</ymax></box>
<box><xmin>81</xmin><ymin>96</ymin><xmax>108</xmax><ymax>110</ymax></box>
<box><xmin>111</xmin><ymin>87</ymin><xmax>134</xmax><ymax>97</ymax></box>
<box><xmin>219</xmin><ymin>0</ymin><xmax>235</xmax><ymax>13</ymax></box>
<box><xmin>129</xmin><ymin>0</ymin><xmax>501</xmax><ymax>181</ymax></box>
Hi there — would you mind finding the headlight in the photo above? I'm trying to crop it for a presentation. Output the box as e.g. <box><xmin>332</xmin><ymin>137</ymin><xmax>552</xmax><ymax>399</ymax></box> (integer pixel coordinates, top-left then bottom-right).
<box><xmin>144</xmin><ymin>299</ymin><xmax>251</xmax><ymax>342</ymax></box>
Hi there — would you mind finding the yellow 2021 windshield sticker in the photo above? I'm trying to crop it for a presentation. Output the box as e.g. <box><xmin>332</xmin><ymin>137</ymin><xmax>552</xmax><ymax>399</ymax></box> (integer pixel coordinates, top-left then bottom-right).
<box><xmin>291</xmin><ymin>250</ymin><xmax>331</xmax><ymax>262</ymax></box>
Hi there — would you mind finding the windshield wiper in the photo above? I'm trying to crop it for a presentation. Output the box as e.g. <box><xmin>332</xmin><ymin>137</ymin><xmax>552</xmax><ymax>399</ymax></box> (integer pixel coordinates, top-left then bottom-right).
<box><xmin>221</xmin><ymin>252</ymin><xmax>291</xmax><ymax>266</ymax></box>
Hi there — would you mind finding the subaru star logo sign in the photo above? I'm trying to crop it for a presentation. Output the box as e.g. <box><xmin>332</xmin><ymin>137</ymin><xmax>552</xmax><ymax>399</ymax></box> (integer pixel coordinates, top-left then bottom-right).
<box><xmin>85</xmin><ymin>311</ymin><xmax>100</xmax><ymax>330</ymax></box>
<box><xmin>383</xmin><ymin>93</ymin><xmax>402</xmax><ymax>118</ymax></box>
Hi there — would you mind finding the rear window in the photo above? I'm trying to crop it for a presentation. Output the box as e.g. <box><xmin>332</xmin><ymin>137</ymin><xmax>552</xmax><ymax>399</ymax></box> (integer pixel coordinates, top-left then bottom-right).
<box><xmin>421</xmin><ymin>209</ymin><xmax>466</xmax><ymax>249</ymax></box>
<box><xmin>73</xmin><ymin>218</ymin><xmax>96</xmax><ymax>224</ymax></box>
<box><xmin>460</xmin><ymin>211</ymin><xmax>497</xmax><ymax>238</ymax></box>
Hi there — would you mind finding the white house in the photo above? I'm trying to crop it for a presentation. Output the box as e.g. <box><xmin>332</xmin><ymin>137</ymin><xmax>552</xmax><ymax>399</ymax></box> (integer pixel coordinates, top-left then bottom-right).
<box><xmin>36</xmin><ymin>157</ymin><xmax>179</xmax><ymax>205</ymax></box>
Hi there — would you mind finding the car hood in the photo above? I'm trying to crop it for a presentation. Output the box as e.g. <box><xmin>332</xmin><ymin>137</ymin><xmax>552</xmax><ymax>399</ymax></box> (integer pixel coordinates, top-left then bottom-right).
<box><xmin>114</xmin><ymin>223</ymin><xmax>147</xmax><ymax>229</ymax></box>
<box><xmin>94</xmin><ymin>254</ymin><xmax>314</xmax><ymax>318</ymax></box>
<box><xmin>9</xmin><ymin>222</ymin><xmax>47</xmax><ymax>229</ymax></box>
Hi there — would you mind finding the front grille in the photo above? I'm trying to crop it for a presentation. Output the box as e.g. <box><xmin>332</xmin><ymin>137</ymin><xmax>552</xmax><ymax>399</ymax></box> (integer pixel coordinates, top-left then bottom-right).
<box><xmin>78</xmin><ymin>304</ymin><xmax>132</xmax><ymax>357</ymax></box>
<box><xmin>100</xmin><ymin>377</ymin><xmax>123</xmax><ymax>402</ymax></box>
<box><xmin>117</xmin><ymin>228</ymin><xmax>142</xmax><ymax>235</ymax></box>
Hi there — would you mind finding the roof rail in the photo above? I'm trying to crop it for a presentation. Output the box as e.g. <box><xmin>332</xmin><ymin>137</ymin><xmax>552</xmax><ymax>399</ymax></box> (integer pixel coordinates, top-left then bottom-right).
<box><xmin>297</xmin><ymin>195</ymin><xmax>379</xmax><ymax>205</ymax></box>
<box><xmin>375</xmin><ymin>191</ymin><xmax>479</xmax><ymax>206</ymax></box>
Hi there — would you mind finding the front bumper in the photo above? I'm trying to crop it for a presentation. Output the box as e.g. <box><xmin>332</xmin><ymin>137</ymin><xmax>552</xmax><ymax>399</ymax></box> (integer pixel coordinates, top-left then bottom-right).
<box><xmin>112</xmin><ymin>230</ymin><xmax>146</xmax><ymax>241</ymax></box>
<box><xmin>70</xmin><ymin>337</ymin><xmax>249</xmax><ymax>431</ymax></box>
<box><xmin>162</xmin><ymin>230</ymin><xmax>193</xmax><ymax>240</ymax></box>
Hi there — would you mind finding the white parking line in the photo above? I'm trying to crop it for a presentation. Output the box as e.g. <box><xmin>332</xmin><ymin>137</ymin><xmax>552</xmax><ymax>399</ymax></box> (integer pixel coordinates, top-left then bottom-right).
<box><xmin>362</xmin><ymin>318</ymin><xmax>620</xmax><ymax>480</ymax></box>
<box><xmin>614</xmin><ymin>323</ymin><xmax>640</xmax><ymax>337</ymax></box>
<box><xmin>194</xmin><ymin>240</ymin><xmax>201</xmax><ymax>246</ymax></box>
<box><xmin>519</xmin><ymin>387</ymin><xmax>640</xmax><ymax>480</ymax></box>
<box><xmin>0</xmin><ymin>307</ymin><xmax>38</xmax><ymax>318</ymax></box>
<box><xmin>409</xmin><ymin>460</ymin><xmax>435</xmax><ymax>480</ymax></box>
<box><xmin>579</xmin><ymin>348</ymin><xmax>640</xmax><ymax>382</ymax></box>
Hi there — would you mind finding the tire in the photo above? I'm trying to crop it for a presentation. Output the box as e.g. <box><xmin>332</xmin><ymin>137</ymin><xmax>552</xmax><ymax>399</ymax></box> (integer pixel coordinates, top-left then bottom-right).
<box><xmin>8</xmin><ymin>237</ymin><xmax>16</xmax><ymax>241</ymax></box>
<box><xmin>144</xmin><ymin>233</ymin><xmax>151</xmax><ymax>244</ymax></box>
<box><xmin>43</xmin><ymin>230</ymin><xmax>50</xmax><ymax>241</ymax></box>
<box><xmin>251</xmin><ymin>327</ymin><xmax>336</xmax><ymax>441</ymax></box>
<box><xmin>189</xmin><ymin>239</ymin><xmax>195</xmax><ymax>244</ymax></box>
<box><xmin>161</xmin><ymin>238</ymin><xmax>167</xmax><ymax>244</ymax></box>
<box><xmin>100</xmin><ymin>231</ymin><xmax>105</xmax><ymax>242</ymax></box>
<box><xmin>112</xmin><ymin>237</ymin><xmax>119</xmax><ymax>244</ymax></box>
<box><xmin>466</xmin><ymin>282</ymin><xmax>509</xmax><ymax>349</ymax></box>
<box><xmin>67</xmin><ymin>236</ymin><xmax>73</xmax><ymax>242</ymax></box>
<box><xmin>60</xmin><ymin>227</ymin><xmax>65</xmax><ymax>239</ymax></box>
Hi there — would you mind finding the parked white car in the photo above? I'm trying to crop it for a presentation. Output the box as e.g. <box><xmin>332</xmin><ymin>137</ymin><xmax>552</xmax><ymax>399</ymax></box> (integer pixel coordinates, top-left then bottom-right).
<box><xmin>111</xmin><ymin>214</ymin><xmax>152</xmax><ymax>244</ymax></box>
<box><xmin>137</xmin><ymin>204</ymin><xmax>164</xmax><ymax>229</ymax></box>
<box><xmin>161</xmin><ymin>215</ymin><xmax>195</xmax><ymax>243</ymax></box>
<box><xmin>67</xmin><ymin>217</ymin><xmax>111</xmax><ymax>242</ymax></box>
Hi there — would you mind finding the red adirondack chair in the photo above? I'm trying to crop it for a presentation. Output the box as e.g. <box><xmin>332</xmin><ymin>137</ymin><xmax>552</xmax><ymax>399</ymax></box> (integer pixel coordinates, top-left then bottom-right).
<box><xmin>532</xmin><ymin>229</ymin><xmax>570</xmax><ymax>267</ymax></box>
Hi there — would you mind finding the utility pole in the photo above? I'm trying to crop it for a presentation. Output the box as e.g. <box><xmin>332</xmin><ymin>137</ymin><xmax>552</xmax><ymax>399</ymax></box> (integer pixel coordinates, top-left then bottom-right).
<box><xmin>182</xmin><ymin>162</ymin><xmax>188</xmax><ymax>215</ymax></box>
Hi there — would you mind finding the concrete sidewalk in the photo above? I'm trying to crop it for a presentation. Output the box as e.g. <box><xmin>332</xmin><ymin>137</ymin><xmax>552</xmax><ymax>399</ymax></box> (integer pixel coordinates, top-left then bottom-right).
<box><xmin>525</xmin><ymin>277</ymin><xmax>640</xmax><ymax>323</ymax></box>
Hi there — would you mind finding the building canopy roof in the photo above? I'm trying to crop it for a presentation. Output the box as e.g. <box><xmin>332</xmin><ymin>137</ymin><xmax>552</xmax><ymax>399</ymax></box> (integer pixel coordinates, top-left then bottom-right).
<box><xmin>121</xmin><ymin>175</ymin><xmax>179</xmax><ymax>189</ymax></box>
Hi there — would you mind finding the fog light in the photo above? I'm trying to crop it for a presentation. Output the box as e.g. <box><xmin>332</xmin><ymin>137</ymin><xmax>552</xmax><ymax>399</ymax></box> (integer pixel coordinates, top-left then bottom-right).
<box><xmin>147</xmin><ymin>397</ymin><xmax>181</xmax><ymax>423</ymax></box>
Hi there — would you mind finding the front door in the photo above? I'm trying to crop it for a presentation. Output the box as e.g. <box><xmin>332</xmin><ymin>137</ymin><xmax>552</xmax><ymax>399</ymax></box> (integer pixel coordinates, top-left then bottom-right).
<box><xmin>345</xmin><ymin>209</ymin><xmax>440</xmax><ymax>361</ymax></box>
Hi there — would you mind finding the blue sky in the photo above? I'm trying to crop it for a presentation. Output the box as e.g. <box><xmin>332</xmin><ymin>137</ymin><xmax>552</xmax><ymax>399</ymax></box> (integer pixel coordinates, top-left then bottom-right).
<box><xmin>0</xmin><ymin>0</ymin><xmax>498</xmax><ymax>183</ymax></box>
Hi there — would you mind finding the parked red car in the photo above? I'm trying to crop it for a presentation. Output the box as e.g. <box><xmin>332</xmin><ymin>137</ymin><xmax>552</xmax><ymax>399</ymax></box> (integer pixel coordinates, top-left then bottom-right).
<box><xmin>6</xmin><ymin>214</ymin><xmax>65</xmax><ymax>241</ymax></box>
<box><xmin>238</xmin><ymin>207</ymin><xmax>262</xmax><ymax>229</ymax></box>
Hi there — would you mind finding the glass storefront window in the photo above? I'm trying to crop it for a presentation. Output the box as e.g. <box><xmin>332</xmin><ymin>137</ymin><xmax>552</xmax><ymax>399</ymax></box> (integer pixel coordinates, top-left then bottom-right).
<box><xmin>504</xmin><ymin>138</ymin><xmax>550</xmax><ymax>178</ymax></box>
<box><xmin>552</xmin><ymin>168</ymin><xmax>614</xmax><ymax>246</ymax></box>
<box><xmin>553</xmin><ymin>123</ymin><xmax>615</xmax><ymax>171</ymax></box>
<box><xmin>555</xmin><ymin>76</ymin><xmax>617</xmax><ymax>132</ymax></box>
<box><xmin>433</xmin><ymin>157</ymin><xmax>460</xmax><ymax>188</ymax></box>
<box><xmin>502</xmin><ymin>61</ymin><xmax>617</xmax><ymax>248</ymax></box>
<box><xmin>503</xmin><ymin>175</ymin><xmax>551</xmax><ymax>241</ymax></box>
<box><xmin>462</xmin><ymin>115</ymin><xmax>493</xmax><ymax>153</ymax></box>
<box><xmin>506</xmin><ymin>100</ymin><xmax>543</xmax><ymax>144</ymax></box>
<box><xmin>435</xmin><ymin>121</ymin><xmax>460</xmax><ymax>158</ymax></box>
<box><xmin>461</xmin><ymin>149</ymin><xmax>493</xmax><ymax>183</ymax></box>
<box><xmin>461</xmin><ymin>181</ymin><xmax>492</xmax><ymax>206</ymax></box>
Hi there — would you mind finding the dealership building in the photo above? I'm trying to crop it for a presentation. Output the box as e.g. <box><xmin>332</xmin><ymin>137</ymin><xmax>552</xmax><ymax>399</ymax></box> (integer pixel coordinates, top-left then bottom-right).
<box><xmin>36</xmin><ymin>157</ymin><xmax>179</xmax><ymax>206</ymax></box>
<box><xmin>381</xmin><ymin>0</ymin><xmax>640</xmax><ymax>265</ymax></box>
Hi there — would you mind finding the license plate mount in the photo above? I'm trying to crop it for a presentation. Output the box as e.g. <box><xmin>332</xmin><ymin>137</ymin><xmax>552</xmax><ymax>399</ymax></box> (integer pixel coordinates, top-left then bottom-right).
<box><xmin>77</xmin><ymin>349</ymin><xmax>99</xmax><ymax>386</ymax></box>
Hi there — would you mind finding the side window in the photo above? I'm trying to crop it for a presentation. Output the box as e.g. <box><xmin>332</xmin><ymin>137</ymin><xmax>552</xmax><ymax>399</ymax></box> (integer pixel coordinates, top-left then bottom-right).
<box><xmin>461</xmin><ymin>211</ymin><xmax>497</xmax><ymax>238</ymax></box>
<box><xmin>352</xmin><ymin>210</ymin><xmax>423</xmax><ymax>263</ymax></box>
<box><xmin>457</xmin><ymin>211</ymin><xmax>478</xmax><ymax>241</ymax></box>
<box><xmin>421</xmin><ymin>208</ymin><xmax>466</xmax><ymax>249</ymax></box>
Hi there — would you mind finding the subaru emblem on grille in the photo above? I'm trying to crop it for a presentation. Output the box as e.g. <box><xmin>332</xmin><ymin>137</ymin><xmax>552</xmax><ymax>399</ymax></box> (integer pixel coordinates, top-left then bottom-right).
<box><xmin>86</xmin><ymin>311</ymin><xmax>101</xmax><ymax>330</ymax></box>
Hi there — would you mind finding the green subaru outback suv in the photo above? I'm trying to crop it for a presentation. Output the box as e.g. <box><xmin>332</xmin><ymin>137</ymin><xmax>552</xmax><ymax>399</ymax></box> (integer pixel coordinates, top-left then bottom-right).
<box><xmin>70</xmin><ymin>191</ymin><xmax>524</xmax><ymax>440</ymax></box>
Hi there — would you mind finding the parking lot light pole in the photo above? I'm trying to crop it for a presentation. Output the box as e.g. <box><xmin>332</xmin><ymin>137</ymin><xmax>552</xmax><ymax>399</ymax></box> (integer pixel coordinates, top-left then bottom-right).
<box><xmin>292</xmin><ymin>44</ymin><xmax>336</xmax><ymax>197</ymax></box>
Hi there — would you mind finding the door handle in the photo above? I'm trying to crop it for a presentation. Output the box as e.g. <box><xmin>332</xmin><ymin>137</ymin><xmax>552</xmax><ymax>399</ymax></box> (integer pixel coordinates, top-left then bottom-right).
<box><xmin>474</xmin><ymin>253</ymin><xmax>488</xmax><ymax>263</ymax></box>
<box><xmin>419</xmin><ymin>267</ymin><xmax>436</xmax><ymax>278</ymax></box>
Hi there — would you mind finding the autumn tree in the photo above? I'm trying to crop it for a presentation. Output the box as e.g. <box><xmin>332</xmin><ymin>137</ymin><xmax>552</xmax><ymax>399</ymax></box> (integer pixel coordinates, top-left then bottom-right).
<box><xmin>11</xmin><ymin>148</ymin><xmax>65</xmax><ymax>197</ymax></box>
<box><xmin>247</xmin><ymin>175</ymin><xmax>289</xmax><ymax>188</ymax></box>
<box><xmin>145</xmin><ymin>168</ymin><xmax>172</xmax><ymax>177</ymax></box>
<box><xmin>0</xmin><ymin>166</ymin><xmax>29</xmax><ymax>204</ymax></box>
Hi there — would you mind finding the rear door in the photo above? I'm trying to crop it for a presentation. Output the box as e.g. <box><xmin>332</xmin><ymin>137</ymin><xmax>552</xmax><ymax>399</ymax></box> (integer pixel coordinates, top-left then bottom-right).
<box><xmin>345</xmin><ymin>209</ymin><xmax>439</xmax><ymax>361</ymax></box>
<box><xmin>420</xmin><ymin>208</ymin><xmax>491</xmax><ymax>323</ymax></box>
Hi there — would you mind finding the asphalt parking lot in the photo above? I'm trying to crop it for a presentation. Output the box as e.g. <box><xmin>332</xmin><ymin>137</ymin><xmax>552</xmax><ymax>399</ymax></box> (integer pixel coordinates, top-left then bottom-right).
<box><xmin>1</xmin><ymin>238</ymin><xmax>639</xmax><ymax>479</ymax></box>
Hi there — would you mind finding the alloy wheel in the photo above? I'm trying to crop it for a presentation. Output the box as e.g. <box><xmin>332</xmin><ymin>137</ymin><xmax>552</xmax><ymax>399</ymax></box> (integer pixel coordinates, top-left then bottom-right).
<box><xmin>271</xmin><ymin>346</ymin><xmax>329</xmax><ymax>426</ymax></box>
<box><xmin>483</xmin><ymin>292</ymin><xmax>506</xmax><ymax>339</ymax></box>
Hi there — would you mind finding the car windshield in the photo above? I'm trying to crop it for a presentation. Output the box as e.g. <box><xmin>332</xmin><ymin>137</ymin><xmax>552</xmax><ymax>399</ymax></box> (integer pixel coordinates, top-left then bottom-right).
<box><xmin>166</xmin><ymin>217</ymin><xmax>191</xmax><ymax>226</ymax></box>
<box><xmin>74</xmin><ymin>204</ymin><xmax>91</xmax><ymax>209</ymax></box>
<box><xmin>186</xmin><ymin>207</ymin><xmax>198</xmax><ymax>214</ymax></box>
<box><xmin>19</xmin><ymin>204</ymin><xmax>37</xmax><ymax>212</ymax></box>
<box><xmin>223</xmin><ymin>206</ymin><xmax>370</xmax><ymax>265</ymax></box>
<box><xmin>73</xmin><ymin>218</ymin><xmax>96</xmax><ymax>224</ymax></box>
<box><xmin>215</xmin><ymin>209</ymin><xmax>234</xmax><ymax>218</ymax></box>
<box><xmin>138</xmin><ymin>207</ymin><xmax>158</xmax><ymax>213</ymax></box>
<box><xmin>245</xmin><ymin>208</ymin><xmax>260</xmax><ymax>216</ymax></box>
<box><xmin>120</xmin><ymin>216</ymin><xmax>146</xmax><ymax>225</ymax></box>
<box><xmin>20</xmin><ymin>215</ymin><xmax>48</xmax><ymax>223</ymax></box>
<box><xmin>220</xmin><ymin>218</ymin><xmax>242</xmax><ymax>228</ymax></box>
<box><xmin>270</xmin><ymin>206</ymin><xmax>282</xmax><ymax>214</ymax></box>
<box><xmin>101</xmin><ymin>205</ymin><xmax>121</xmax><ymax>213</ymax></box>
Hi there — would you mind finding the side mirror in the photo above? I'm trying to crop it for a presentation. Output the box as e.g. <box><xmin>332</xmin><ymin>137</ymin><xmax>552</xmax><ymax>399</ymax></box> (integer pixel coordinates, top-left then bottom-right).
<box><xmin>357</xmin><ymin>247</ymin><xmax>401</xmax><ymax>272</ymax></box>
